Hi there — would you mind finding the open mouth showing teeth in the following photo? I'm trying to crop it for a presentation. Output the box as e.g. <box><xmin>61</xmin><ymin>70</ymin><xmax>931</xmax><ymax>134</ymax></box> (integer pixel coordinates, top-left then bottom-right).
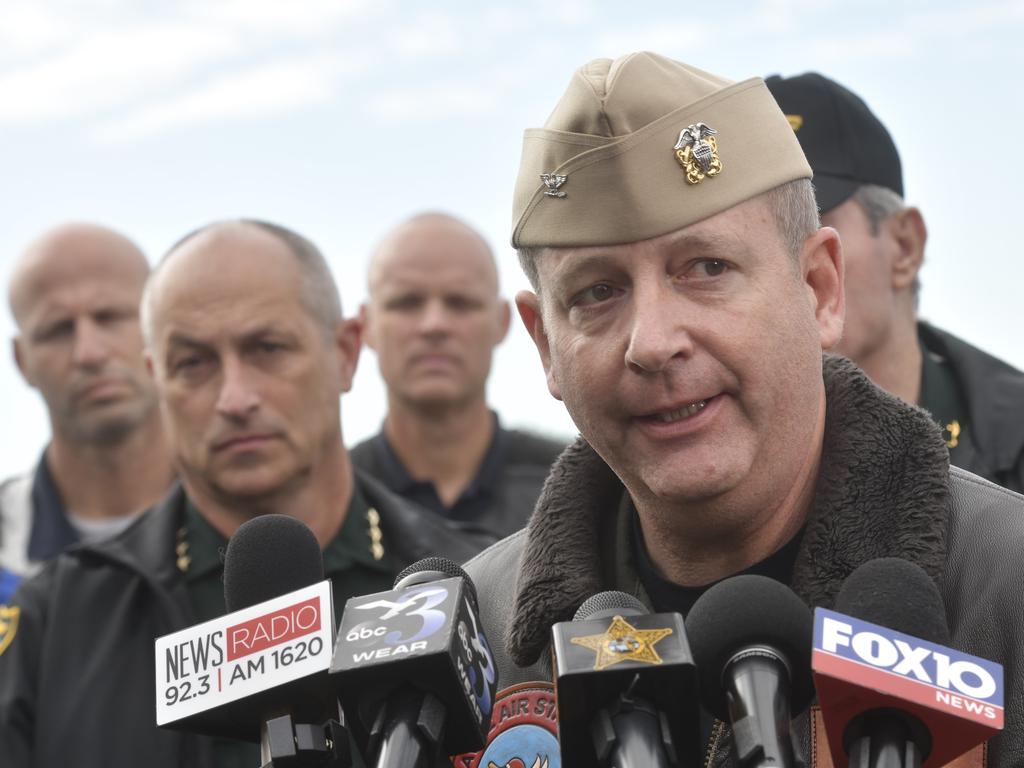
<box><xmin>655</xmin><ymin>399</ymin><xmax>708</xmax><ymax>423</ymax></box>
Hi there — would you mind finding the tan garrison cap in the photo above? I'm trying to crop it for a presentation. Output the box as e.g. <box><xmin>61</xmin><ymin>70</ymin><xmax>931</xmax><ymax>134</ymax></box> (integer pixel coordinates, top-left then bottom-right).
<box><xmin>511</xmin><ymin>51</ymin><xmax>812</xmax><ymax>248</ymax></box>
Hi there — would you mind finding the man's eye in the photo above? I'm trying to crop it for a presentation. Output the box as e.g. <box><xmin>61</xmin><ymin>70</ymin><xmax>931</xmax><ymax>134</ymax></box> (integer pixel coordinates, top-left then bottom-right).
<box><xmin>575</xmin><ymin>283</ymin><xmax>617</xmax><ymax>306</ymax></box>
<box><xmin>172</xmin><ymin>356</ymin><xmax>204</xmax><ymax>373</ymax></box>
<box><xmin>36</xmin><ymin>320</ymin><xmax>73</xmax><ymax>342</ymax></box>
<box><xmin>697</xmin><ymin>259</ymin><xmax>728</xmax><ymax>277</ymax></box>
<box><xmin>387</xmin><ymin>295</ymin><xmax>423</xmax><ymax>311</ymax></box>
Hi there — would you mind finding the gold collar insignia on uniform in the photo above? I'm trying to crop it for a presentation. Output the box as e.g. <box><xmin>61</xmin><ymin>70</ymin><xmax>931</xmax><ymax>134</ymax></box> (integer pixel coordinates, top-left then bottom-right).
<box><xmin>944</xmin><ymin>419</ymin><xmax>961</xmax><ymax>449</ymax></box>
<box><xmin>0</xmin><ymin>604</ymin><xmax>20</xmax><ymax>656</ymax></box>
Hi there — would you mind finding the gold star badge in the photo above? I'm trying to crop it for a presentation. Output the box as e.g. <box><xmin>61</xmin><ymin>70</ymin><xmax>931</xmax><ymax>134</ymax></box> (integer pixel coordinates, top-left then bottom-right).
<box><xmin>570</xmin><ymin>615</ymin><xmax>673</xmax><ymax>671</ymax></box>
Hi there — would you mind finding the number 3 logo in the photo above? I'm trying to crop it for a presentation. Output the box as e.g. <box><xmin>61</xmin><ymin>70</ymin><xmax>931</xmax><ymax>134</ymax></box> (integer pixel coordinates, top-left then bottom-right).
<box><xmin>355</xmin><ymin>586</ymin><xmax>450</xmax><ymax>644</ymax></box>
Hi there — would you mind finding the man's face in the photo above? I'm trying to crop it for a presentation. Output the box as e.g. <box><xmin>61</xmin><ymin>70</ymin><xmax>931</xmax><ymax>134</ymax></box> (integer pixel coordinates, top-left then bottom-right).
<box><xmin>14</xmin><ymin>235</ymin><xmax>155</xmax><ymax>444</ymax></box>
<box><xmin>821</xmin><ymin>197</ymin><xmax>903</xmax><ymax>363</ymax></box>
<box><xmin>363</xmin><ymin>219</ymin><xmax>510</xmax><ymax>411</ymax></box>
<box><xmin>518</xmin><ymin>195</ymin><xmax>843</xmax><ymax>513</ymax></box>
<box><xmin>147</xmin><ymin>226</ymin><xmax>358</xmax><ymax>503</ymax></box>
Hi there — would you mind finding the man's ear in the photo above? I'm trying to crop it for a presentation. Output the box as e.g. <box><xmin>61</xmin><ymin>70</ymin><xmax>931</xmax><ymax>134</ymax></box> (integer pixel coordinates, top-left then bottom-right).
<box><xmin>886</xmin><ymin>207</ymin><xmax>927</xmax><ymax>292</ymax></box>
<box><xmin>515</xmin><ymin>290</ymin><xmax>562</xmax><ymax>401</ymax></box>
<box><xmin>801</xmin><ymin>226</ymin><xmax>845</xmax><ymax>350</ymax></box>
<box><xmin>12</xmin><ymin>337</ymin><xmax>33</xmax><ymax>387</ymax></box>
<box><xmin>335</xmin><ymin>318</ymin><xmax>362</xmax><ymax>393</ymax></box>
<box><xmin>494</xmin><ymin>298</ymin><xmax>512</xmax><ymax>345</ymax></box>
<box><xmin>357</xmin><ymin>304</ymin><xmax>375</xmax><ymax>351</ymax></box>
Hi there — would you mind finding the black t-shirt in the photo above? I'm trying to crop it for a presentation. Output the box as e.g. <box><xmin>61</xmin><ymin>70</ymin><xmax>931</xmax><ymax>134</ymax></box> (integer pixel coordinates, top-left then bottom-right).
<box><xmin>631</xmin><ymin>509</ymin><xmax>804</xmax><ymax>616</ymax></box>
<box><xmin>630</xmin><ymin>506</ymin><xmax>805</xmax><ymax>754</ymax></box>
<box><xmin>363</xmin><ymin>413</ymin><xmax>508</xmax><ymax>523</ymax></box>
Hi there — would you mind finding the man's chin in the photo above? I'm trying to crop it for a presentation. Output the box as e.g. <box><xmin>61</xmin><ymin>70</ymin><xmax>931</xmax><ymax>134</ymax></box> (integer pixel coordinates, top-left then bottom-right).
<box><xmin>210</xmin><ymin>470</ymin><xmax>289</xmax><ymax>500</ymax></box>
<box><xmin>66</xmin><ymin>400</ymin><xmax>152</xmax><ymax>444</ymax></box>
<box><xmin>404</xmin><ymin>387</ymin><xmax>476</xmax><ymax>413</ymax></box>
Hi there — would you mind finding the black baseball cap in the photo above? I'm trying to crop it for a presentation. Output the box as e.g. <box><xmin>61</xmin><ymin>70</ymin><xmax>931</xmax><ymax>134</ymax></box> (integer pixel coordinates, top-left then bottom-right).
<box><xmin>764</xmin><ymin>72</ymin><xmax>903</xmax><ymax>214</ymax></box>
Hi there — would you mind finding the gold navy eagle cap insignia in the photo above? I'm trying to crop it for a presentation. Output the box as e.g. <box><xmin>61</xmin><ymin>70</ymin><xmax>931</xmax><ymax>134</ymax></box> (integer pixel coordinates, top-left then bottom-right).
<box><xmin>674</xmin><ymin>122</ymin><xmax>722</xmax><ymax>185</ymax></box>
<box><xmin>570</xmin><ymin>615</ymin><xmax>673</xmax><ymax>671</ymax></box>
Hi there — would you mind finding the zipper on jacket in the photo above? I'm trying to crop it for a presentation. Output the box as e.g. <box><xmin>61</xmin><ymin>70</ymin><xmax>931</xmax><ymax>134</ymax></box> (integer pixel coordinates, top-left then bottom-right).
<box><xmin>703</xmin><ymin>719</ymin><xmax>724</xmax><ymax>768</ymax></box>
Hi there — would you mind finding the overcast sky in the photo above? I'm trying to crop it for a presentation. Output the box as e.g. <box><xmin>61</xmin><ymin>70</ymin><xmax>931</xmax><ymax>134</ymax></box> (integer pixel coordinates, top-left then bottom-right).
<box><xmin>2</xmin><ymin>0</ymin><xmax>1022</xmax><ymax>479</ymax></box>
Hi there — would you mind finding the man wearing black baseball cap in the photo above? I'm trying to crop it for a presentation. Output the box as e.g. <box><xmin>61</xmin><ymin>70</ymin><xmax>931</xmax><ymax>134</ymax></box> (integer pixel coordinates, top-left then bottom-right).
<box><xmin>767</xmin><ymin>72</ymin><xmax>1024</xmax><ymax>493</ymax></box>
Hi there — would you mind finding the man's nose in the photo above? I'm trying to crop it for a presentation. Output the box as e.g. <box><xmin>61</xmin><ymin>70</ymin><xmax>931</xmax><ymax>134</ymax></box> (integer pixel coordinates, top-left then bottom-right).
<box><xmin>216</xmin><ymin>358</ymin><xmax>260</xmax><ymax>419</ymax></box>
<box><xmin>72</xmin><ymin>318</ymin><xmax>111</xmax><ymax>369</ymax></box>
<box><xmin>623</xmin><ymin>285</ymin><xmax>695</xmax><ymax>373</ymax></box>
<box><xmin>418</xmin><ymin>298</ymin><xmax>452</xmax><ymax>335</ymax></box>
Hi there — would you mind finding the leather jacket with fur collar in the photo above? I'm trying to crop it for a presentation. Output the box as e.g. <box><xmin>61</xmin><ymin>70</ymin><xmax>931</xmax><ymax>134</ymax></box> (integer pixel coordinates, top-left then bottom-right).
<box><xmin>465</xmin><ymin>356</ymin><xmax>1024</xmax><ymax>767</ymax></box>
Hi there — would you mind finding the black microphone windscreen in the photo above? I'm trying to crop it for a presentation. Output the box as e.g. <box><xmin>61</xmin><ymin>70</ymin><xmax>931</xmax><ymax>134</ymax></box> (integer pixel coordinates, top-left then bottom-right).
<box><xmin>835</xmin><ymin>557</ymin><xmax>951</xmax><ymax>645</ymax></box>
<box><xmin>223</xmin><ymin>514</ymin><xmax>324</xmax><ymax>612</ymax></box>
<box><xmin>686</xmin><ymin>574</ymin><xmax>815</xmax><ymax>720</ymax></box>
<box><xmin>395</xmin><ymin>556</ymin><xmax>479</xmax><ymax>606</ymax></box>
<box><xmin>573</xmin><ymin>590</ymin><xmax>647</xmax><ymax>621</ymax></box>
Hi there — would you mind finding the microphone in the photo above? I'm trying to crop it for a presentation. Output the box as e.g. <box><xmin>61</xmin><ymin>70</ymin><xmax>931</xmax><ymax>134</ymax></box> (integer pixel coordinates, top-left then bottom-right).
<box><xmin>329</xmin><ymin>556</ymin><xmax>498</xmax><ymax>768</ymax></box>
<box><xmin>550</xmin><ymin>591</ymin><xmax>699</xmax><ymax>768</ymax></box>
<box><xmin>685</xmin><ymin>575</ymin><xmax>815</xmax><ymax>768</ymax></box>
<box><xmin>813</xmin><ymin>558</ymin><xmax>1004</xmax><ymax>768</ymax></box>
<box><xmin>155</xmin><ymin>514</ymin><xmax>348</xmax><ymax>766</ymax></box>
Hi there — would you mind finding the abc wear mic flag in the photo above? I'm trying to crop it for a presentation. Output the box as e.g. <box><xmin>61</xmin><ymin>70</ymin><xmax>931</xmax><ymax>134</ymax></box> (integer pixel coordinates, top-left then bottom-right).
<box><xmin>329</xmin><ymin>557</ymin><xmax>498</xmax><ymax>766</ymax></box>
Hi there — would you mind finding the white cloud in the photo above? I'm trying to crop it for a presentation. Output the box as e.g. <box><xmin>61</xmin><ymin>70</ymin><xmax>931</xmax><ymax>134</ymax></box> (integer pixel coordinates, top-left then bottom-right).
<box><xmin>181</xmin><ymin>0</ymin><xmax>375</xmax><ymax>39</ymax></box>
<box><xmin>368</xmin><ymin>82</ymin><xmax>500</xmax><ymax>122</ymax></box>
<box><xmin>596</xmin><ymin>22</ymin><xmax>713</xmax><ymax>59</ymax></box>
<box><xmin>390</xmin><ymin>11</ymin><xmax>463</xmax><ymax>57</ymax></box>
<box><xmin>0</xmin><ymin>2</ymin><xmax>76</xmax><ymax>58</ymax></box>
<box><xmin>92</xmin><ymin>52</ymin><xmax>365</xmax><ymax>141</ymax></box>
<box><xmin>909</xmin><ymin>0</ymin><xmax>1024</xmax><ymax>33</ymax></box>
<box><xmin>0</xmin><ymin>0</ymin><xmax>378</xmax><ymax>127</ymax></box>
<box><xmin>805</xmin><ymin>29</ymin><xmax>917</xmax><ymax>63</ymax></box>
<box><xmin>0</xmin><ymin>24</ymin><xmax>241</xmax><ymax>123</ymax></box>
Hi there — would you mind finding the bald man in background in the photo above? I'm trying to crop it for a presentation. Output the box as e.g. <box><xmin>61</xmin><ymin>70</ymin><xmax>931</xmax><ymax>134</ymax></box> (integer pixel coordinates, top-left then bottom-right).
<box><xmin>352</xmin><ymin>213</ymin><xmax>564</xmax><ymax>544</ymax></box>
<box><xmin>0</xmin><ymin>223</ymin><xmax>175</xmax><ymax>601</ymax></box>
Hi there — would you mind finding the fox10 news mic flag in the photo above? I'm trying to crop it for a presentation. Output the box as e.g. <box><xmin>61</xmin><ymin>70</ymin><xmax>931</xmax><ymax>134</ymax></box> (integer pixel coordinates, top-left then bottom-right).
<box><xmin>550</xmin><ymin>591</ymin><xmax>699</xmax><ymax>768</ymax></box>
<box><xmin>685</xmin><ymin>575</ymin><xmax>816</xmax><ymax>768</ymax></box>
<box><xmin>812</xmin><ymin>558</ymin><xmax>1004</xmax><ymax>768</ymax></box>
<box><xmin>154</xmin><ymin>515</ymin><xmax>344</xmax><ymax>762</ymax></box>
<box><xmin>329</xmin><ymin>556</ymin><xmax>498</xmax><ymax>768</ymax></box>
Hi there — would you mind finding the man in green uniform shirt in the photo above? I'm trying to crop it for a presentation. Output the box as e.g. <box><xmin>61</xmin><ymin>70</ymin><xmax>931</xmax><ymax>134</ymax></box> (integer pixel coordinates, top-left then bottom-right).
<box><xmin>766</xmin><ymin>72</ymin><xmax>1024</xmax><ymax>492</ymax></box>
<box><xmin>0</xmin><ymin>220</ymin><xmax>483</xmax><ymax>768</ymax></box>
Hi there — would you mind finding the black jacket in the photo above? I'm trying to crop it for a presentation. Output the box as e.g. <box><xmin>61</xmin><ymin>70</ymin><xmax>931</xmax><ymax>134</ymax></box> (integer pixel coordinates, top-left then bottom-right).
<box><xmin>919</xmin><ymin>322</ymin><xmax>1024</xmax><ymax>493</ymax></box>
<box><xmin>465</xmin><ymin>357</ymin><xmax>1024</xmax><ymax>767</ymax></box>
<box><xmin>350</xmin><ymin>426</ymin><xmax>565</xmax><ymax>543</ymax></box>
<box><xmin>0</xmin><ymin>470</ymin><xmax>484</xmax><ymax>768</ymax></box>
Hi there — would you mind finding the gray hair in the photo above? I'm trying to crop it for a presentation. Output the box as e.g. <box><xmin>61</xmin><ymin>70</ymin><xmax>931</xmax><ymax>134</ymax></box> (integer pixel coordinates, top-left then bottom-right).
<box><xmin>517</xmin><ymin>178</ymin><xmax>819</xmax><ymax>292</ymax></box>
<box><xmin>849</xmin><ymin>184</ymin><xmax>919</xmax><ymax>298</ymax></box>
<box><xmin>851</xmin><ymin>184</ymin><xmax>905</xmax><ymax>235</ymax></box>
<box><xmin>142</xmin><ymin>219</ymin><xmax>342</xmax><ymax>344</ymax></box>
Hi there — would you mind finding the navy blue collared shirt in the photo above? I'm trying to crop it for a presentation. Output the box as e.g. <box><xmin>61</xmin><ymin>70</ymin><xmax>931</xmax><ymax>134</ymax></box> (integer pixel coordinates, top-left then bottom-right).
<box><xmin>366</xmin><ymin>413</ymin><xmax>508</xmax><ymax>522</ymax></box>
<box><xmin>27</xmin><ymin>449</ymin><xmax>78</xmax><ymax>562</ymax></box>
<box><xmin>0</xmin><ymin>451</ymin><xmax>76</xmax><ymax>603</ymax></box>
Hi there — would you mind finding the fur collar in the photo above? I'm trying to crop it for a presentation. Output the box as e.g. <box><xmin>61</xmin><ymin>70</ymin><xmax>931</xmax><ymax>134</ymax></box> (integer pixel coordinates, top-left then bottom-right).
<box><xmin>507</xmin><ymin>355</ymin><xmax>950</xmax><ymax>666</ymax></box>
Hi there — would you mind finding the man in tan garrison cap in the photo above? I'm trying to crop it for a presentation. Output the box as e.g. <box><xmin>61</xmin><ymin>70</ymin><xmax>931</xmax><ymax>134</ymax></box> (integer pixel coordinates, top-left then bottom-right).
<box><xmin>461</xmin><ymin>52</ymin><xmax>1024</xmax><ymax>767</ymax></box>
